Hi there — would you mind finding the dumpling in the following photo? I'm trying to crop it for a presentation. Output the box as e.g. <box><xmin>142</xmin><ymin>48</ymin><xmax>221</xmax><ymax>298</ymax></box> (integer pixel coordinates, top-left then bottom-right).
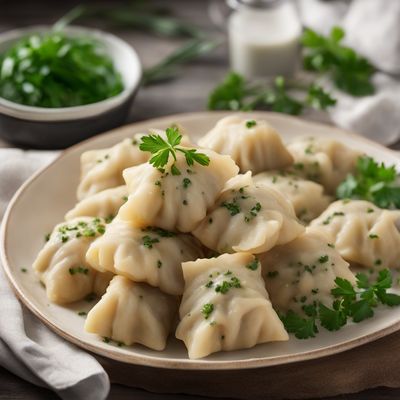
<box><xmin>309</xmin><ymin>200</ymin><xmax>400</xmax><ymax>270</ymax></box>
<box><xmin>86</xmin><ymin>218</ymin><xmax>203</xmax><ymax>295</ymax></box>
<box><xmin>118</xmin><ymin>148</ymin><xmax>239</xmax><ymax>232</ymax></box>
<box><xmin>259</xmin><ymin>229</ymin><xmax>356</xmax><ymax>316</ymax></box>
<box><xmin>65</xmin><ymin>186</ymin><xmax>128</xmax><ymax>221</ymax></box>
<box><xmin>85</xmin><ymin>276</ymin><xmax>177</xmax><ymax>350</ymax></box>
<box><xmin>77</xmin><ymin>137</ymin><xmax>148</xmax><ymax>200</ymax></box>
<box><xmin>287</xmin><ymin>136</ymin><xmax>362</xmax><ymax>194</ymax></box>
<box><xmin>198</xmin><ymin>115</ymin><xmax>293</xmax><ymax>174</ymax></box>
<box><xmin>175</xmin><ymin>252</ymin><xmax>289</xmax><ymax>359</ymax></box>
<box><xmin>77</xmin><ymin>131</ymin><xmax>193</xmax><ymax>200</ymax></box>
<box><xmin>33</xmin><ymin>217</ymin><xmax>110</xmax><ymax>304</ymax></box>
<box><xmin>253</xmin><ymin>171</ymin><xmax>332</xmax><ymax>223</ymax></box>
<box><xmin>193</xmin><ymin>172</ymin><xmax>304</xmax><ymax>254</ymax></box>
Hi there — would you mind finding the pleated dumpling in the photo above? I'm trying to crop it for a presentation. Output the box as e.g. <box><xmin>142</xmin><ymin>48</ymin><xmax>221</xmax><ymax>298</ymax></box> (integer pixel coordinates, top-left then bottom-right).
<box><xmin>259</xmin><ymin>229</ymin><xmax>356</xmax><ymax>316</ymax></box>
<box><xmin>85</xmin><ymin>276</ymin><xmax>178</xmax><ymax>350</ymax></box>
<box><xmin>198</xmin><ymin>115</ymin><xmax>293</xmax><ymax>174</ymax></box>
<box><xmin>176</xmin><ymin>253</ymin><xmax>289</xmax><ymax>359</ymax></box>
<box><xmin>193</xmin><ymin>172</ymin><xmax>304</xmax><ymax>254</ymax></box>
<box><xmin>253</xmin><ymin>171</ymin><xmax>332</xmax><ymax>223</ymax></box>
<box><xmin>66</xmin><ymin>186</ymin><xmax>128</xmax><ymax>220</ymax></box>
<box><xmin>118</xmin><ymin>149</ymin><xmax>239</xmax><ymax>232</ymax></box>
<box><xmin>309</xmin><ymin>200</ymin><xmax>400</xmax><ymax>270</ymax></box>
<box><xmin>86</xmin><ymin>218</ymin><xmax>203</xmax><ymax>295</ymax></box>
<box><xmin>33</xmin><ymin>217</ymin><xmax>112</xmax><ymax>304</ymax></box>
<box><xmin>77</xmin><ymin>137</ymin><xmax>148</xmax><ymax>200</ymax></box>
<box><xmin>287</xmin><ymin>136</ymin><xmax>362</xmax><ymax>194</ymax></box>
<box><xmin>77</xmin><ymin>131</ymin><xmax>193</xmax><ymax>200</ymax></box>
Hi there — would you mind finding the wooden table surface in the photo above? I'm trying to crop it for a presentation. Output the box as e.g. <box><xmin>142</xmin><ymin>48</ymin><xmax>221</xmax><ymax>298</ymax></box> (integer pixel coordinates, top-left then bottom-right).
<box><xmin>1</xmin><ymin>1</ymin><xmax>400</xmax><ymax>399</ymax></box>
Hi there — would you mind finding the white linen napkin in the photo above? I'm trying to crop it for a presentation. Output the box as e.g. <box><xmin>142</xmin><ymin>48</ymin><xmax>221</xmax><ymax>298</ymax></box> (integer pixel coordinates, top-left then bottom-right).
<box><xmin>298</xmin><ymin>0</ymin><xmax>400</xmax><ymax>145</ymax></box>
<box><xmin>0</xmin><ymin>149</ymin><xmax>110</xmax><ymax>400</ymax></box>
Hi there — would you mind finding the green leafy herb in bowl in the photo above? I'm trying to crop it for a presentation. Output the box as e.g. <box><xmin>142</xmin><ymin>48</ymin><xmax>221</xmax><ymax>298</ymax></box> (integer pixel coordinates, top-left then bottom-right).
<box><xmin>0</xmin><ymin>25</ymin><xmax>141</xmax><ymax>148</ymax></box>
<box><xmin>0</xmin><ymin>31</ymin><xmax>124</xmax><ymax>108</ymax></box>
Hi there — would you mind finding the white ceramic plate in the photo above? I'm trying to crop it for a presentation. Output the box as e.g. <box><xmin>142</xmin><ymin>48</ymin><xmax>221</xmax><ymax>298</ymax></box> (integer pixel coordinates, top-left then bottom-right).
<box><xmin>2</xmin><ymin>111</ymin><xmax>400</xmax><ymax>370</ymax></box>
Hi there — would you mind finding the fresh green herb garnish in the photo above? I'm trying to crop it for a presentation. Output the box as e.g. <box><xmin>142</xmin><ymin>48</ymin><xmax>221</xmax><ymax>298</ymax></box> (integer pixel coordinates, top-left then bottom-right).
<box><xmin>207</xmin><ymin>72</ymin><xmax>335</xmax><ymax>115</ymax></box>
<box><xmin>336</xmin><ymin>156</ymin><xmax>400</xmax><ymax>209</ymax></box>
<box><xmin>56</xmin><ymin>218</ymin><xmax>106</xmax><ymax>243</ymax></box>
<box><xmin>280</xmin><ymin>269</ymin><xmax>400</xmax><ymax>339</ymax></box>
<box><xmin>201</xmin><ymin>303</ymin><xmax>214</xmax><ymax>319</ymax></box>
<box><xmin>215</xmin><ymin>275</ymin><xmax>241</xmax><ymax>294</ymax></box>
<box><xmin>139</xmin><ymin>126</ymin><xmax>210</xmax><ymax>174</ymax></box>
<box><xmin>244</xmin><ymin>202</ymin><xmax>262</xmax><ymax>222</ymax></box>
<box><xmin>0</xmin><ymin>31</ymin><xmax>123</xmax><ymax>108</ymax></box>
<box><xmin>45</xmin><ymin>233</ymin><xmax>51</xmax><ymax>242</ymax></box>
<box><xmin>68</xmin><ymin>266</ymin><xmax>89</xmax><ymax>275</ymax></box>
<box><xmin>246</xmin><ymin>120</ymin><xmax>257</xmax><ymax>128</ymax></box>
<box><xmin>141</xmin><ymin>226</ymin><xmax>175</xmax><ymax>237</ymax></box>
<box><xmin>78</xmin><ymin>311</ymin><xmax>87</xmax><ymax>317</ymax></box>
<box><xmin>302</xmin><ymin>26</ymin><xmax>375</xmax><ymax>96</ymax></box>
<box><xmin>182</xmin><ymin>177</ymin><xmax>192</xmax><ymax>189</ymax></box>
<box><xmin>20</xmin><ymin>268</ymin><xmax>27</xmax><ymax>273</ymax></box>
<box><xmin>221</xmin><ymin>200</ymin><xmax>241</xmax><ymax>216</ymax></box>
<box><xmin>246</xmin><ymin>259</ymin><xmax>259</xmax><ymax>271</ymax></box>
<box><xmin>142</xmin><ymin>235</ymin><xmax>160</xmax><ymax>249</ymax></box>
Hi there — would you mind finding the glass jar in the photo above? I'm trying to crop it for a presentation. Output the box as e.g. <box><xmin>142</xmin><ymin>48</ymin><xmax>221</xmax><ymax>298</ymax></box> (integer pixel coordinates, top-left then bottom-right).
<box><xmin>228</xmin><ymin>0</ymin><xmax>301</xmax><ymax>78</ymax></box>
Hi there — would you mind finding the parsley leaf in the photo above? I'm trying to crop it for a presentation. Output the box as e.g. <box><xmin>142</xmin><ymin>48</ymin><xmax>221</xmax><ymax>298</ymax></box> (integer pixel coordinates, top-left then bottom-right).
<box><xmin>281</xmin><ymin>269</ymin><xmax>400</xmax><ymax>339</ymax></box>
<box><xmin>302</xmin><ymin>26</ymin><xmax>375</xmax><ymax>96</ymax></box>
<box><xmin>280</xmin><ymin>311</ymin><xmax>318</xmax><ymax>339</ymax></box>
<box><xmin>139</xmin><ymin>126</ymin><xmax>210</xmax><ymax>173</ymax></box>
<box><xmin>336</xmin><ymin>156</ymin><xmax>400</xmax><ymax>209</ymax></box>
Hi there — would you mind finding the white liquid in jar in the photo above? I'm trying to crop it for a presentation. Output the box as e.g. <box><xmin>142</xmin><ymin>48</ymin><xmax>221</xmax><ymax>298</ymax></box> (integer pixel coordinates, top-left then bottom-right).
<box><xmin>228</xmin><ymin>2</ymin><xmax>301</xmax><ymax>78</ymax></box>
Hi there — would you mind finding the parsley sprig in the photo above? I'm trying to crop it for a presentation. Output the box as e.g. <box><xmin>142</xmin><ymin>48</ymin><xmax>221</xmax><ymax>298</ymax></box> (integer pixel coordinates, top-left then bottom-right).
<box><xmin>139</xmin><ymin>126</ymin><xmax>210</xmax><ymax>174</ymax></box>
<box><xmin>280</xmin><ymin>269</ymin><xmax>400</xmax><ymax>339</ymax></box>
<box><xmin>302</xmin><ymin>26</ymin><xmax>375</xmax><ymax>96</ymax></box>
<box><xmin>337</xmin><ymin>156</ymin><xmax>400</xmax><ymax>209</ymax></box>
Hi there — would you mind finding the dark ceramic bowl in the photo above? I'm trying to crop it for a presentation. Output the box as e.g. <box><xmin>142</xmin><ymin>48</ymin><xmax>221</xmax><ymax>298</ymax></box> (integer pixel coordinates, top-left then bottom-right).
<box><xmin>0</xmin><ymin>26</ymin><xmax>142</xmax><ymax>149</ymax></box>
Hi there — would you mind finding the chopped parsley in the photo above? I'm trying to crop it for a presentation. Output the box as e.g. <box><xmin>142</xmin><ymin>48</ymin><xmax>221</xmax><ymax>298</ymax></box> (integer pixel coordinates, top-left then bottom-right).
<box><xmin>142</xmin><ymin>235</ymin><xmax>160</xmax><ymax>249</ymax></box>
<box><xmin>57</xmin><ymin>218</ymin><xmax>106</xmax><ymax>243</ymax></box>
<box><xmin>221</xmin><ymin>200</ymin><xmax>241</xmax><ymax>216</ymax></box>
<box><xmin>246</xmin><ymin>120</ymin><xmax>257</xmax><ymax>128</ymax></box>
<box><xmin>201</xmin><ymin>303</ymin><xmax>214</xmax><ymax>319</ymax></box>
<box><xmin>369</xmin><ymin>233</ymin><xmax>379</xmax><ymax>239</ymax></box>
<box><xmin>45</xmin><ymin>233</ymin><xmax>51</xmax><ymax>242</ymax></box>
<box><xmin>318</xmin><ymin>255</ymin><xmax>329</xmax><ymax>264</ymax></box>
<box><xmin>78</xmin><ymin>311</ymin><xmax>87</xmax><ymax>317</ymax></box>
<box><xmin>157</xmin><ymin>260</ymin><xmax>163</xmax><ymax>268</ymax></box>
<box><xmin>244</xmin><ymin>202</ymin><xmax>261</xmax><ymax>222</ymax></box>
<box><xmin>322</xmin><ymin>211</ymin><xmax>345</xmax><ymax>225</ymax></box>
<box><xmin>182</xmin><ymin>177</ymin><xmax>192</xmax><ymax>189</ymax></box>
<box><xmin>141</xmin><ymin>226</ymin><xmax>175</xmax><ymax>237</ymax></box>
<box><xmin>246</xmin><ymin>259</ymin><xmax>259</xmax><ymax>271</ymax></box>
<box><xmin>215</xmin><ymin>275</ymin><xmax>241</xmax><ymax>294</ymax></box>
<box><xmin>68</xmin><ymin>266</ymin><xmax>89</xmax><ymax>275</ymax></box>
<box><xmin>20</xmin><ymin>268</ymin><xmax>27</xmax><ymax>273</ymax></box>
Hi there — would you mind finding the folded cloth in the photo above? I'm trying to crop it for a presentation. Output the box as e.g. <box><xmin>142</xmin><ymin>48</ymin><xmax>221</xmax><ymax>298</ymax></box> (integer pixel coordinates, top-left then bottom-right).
<box><xmin>298</xmin><ymin>0</ymin><xmax>400</xmax><ymax>145</ymax></box>
<box><xmin>0</xmin><ymin>149</ymin><xmax>110</xmax><ymax>400</ymax></box>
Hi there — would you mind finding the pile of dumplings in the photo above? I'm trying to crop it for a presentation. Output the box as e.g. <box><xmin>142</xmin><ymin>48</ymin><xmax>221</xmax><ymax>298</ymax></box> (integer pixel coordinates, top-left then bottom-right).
<box><xmin>33</xmin><ymin>115</ymin><xmax>400</xmax><ymax>359</ymax></box>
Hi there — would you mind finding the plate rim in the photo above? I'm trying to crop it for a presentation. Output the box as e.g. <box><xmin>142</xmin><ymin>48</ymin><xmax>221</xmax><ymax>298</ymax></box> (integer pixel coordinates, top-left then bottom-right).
<box><xmin>2</xmin><ymin>111</ymin><xmax>400</xmax><ymax>370</ymax></box>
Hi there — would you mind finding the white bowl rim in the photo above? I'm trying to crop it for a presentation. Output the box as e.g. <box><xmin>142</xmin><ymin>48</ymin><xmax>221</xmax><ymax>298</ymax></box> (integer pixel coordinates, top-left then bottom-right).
<box><xmin>0</xmin><ymin>25</ymin><xmax>142</xmax><ymax>122</ymax></box>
